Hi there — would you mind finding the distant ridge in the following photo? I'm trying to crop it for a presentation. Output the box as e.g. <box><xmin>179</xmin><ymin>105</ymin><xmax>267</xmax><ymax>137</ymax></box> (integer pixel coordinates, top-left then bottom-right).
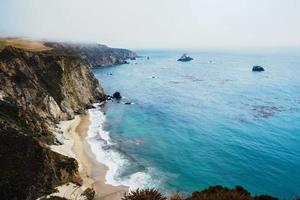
<box><xmin>0</xmin><ymin>38</ymin><xmax>138</xmax><ymax>67</ymax></box>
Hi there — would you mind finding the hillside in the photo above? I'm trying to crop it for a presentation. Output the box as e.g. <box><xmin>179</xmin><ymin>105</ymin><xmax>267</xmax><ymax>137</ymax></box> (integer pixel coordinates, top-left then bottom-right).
<box><xmin>0</xmin><ymin>38</ymin><xmax>136</xmax><ymax>199</ymax></box>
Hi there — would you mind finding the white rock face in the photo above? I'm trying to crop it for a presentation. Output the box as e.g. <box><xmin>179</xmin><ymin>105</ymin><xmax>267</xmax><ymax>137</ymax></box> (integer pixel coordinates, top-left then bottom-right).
<box><xmin>0</xmin><ymin>91</ymin><xmax>6</xmax><ymax>101</ymax></box>
<box><xmin>47</xmin><ymin>95</ymin><xmax>63</xmax><ymax>120</ymax></box>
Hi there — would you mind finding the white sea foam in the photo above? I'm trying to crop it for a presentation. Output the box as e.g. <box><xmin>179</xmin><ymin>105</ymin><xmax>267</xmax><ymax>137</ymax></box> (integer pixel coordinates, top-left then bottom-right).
<box><xmin>86</xmin><ymin>105</ymin><xmax>155</xmax><ymax>191</ymax></box>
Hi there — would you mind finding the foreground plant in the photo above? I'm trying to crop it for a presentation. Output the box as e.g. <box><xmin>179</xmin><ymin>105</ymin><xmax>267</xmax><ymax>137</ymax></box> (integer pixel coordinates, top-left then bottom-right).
<box><xmin>122</xmin><ymin>188</ymin><xmax>167</xmax><ymax>200</ymax></box>
<box><xmin>123</xmin><ymin>186</ymin><xmax>278</xmax><ymax>200</ymax></box>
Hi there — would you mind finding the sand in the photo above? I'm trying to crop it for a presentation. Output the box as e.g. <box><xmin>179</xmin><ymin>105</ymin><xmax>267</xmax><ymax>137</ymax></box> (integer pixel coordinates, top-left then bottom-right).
<box><xmin>75</xmin><ymin>114</ymin><xmax>129</xmax><ymax>200</ymax></box>
<box><xmin>49</xmin><ymin>114</ymin><xmax>128</xmax><ymax>200</ymax></box>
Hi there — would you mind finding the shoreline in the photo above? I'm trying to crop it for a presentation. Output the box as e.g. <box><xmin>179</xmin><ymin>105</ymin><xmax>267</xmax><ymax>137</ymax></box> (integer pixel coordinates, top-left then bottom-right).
<box><xmin>50</xmin><ymin>114</ymin><xmax>128</xmax><ymax>200</ymax></box>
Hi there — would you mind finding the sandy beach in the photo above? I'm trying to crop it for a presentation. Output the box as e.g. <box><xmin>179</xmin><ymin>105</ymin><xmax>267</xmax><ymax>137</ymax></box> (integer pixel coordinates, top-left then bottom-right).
<box><xmin>50</xmin><ymin>114</ymin><xmax>128</xmax><ymax>200</ymax></box>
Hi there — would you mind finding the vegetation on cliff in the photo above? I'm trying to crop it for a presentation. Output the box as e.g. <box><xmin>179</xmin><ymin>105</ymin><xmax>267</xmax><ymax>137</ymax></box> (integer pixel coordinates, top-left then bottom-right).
<box><xmin>123</xmin><ymin>186</ymin><xmax>278</xmax><ymax>200</ymax></box>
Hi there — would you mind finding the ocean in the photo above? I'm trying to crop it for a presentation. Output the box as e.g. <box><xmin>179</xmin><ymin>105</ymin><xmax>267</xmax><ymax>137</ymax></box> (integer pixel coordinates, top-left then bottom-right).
<box><xmin>88</xmin><ymin>49</ymin><xmax>300</xmax><ymax>198</ymax></box>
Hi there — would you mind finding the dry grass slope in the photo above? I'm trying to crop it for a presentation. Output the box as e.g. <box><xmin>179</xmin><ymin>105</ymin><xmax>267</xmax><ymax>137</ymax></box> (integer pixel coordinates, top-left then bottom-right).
<box><xmin>0</xmin><ymin>38</ymin><xmax>51</xmax><ymax>52</ymax></box>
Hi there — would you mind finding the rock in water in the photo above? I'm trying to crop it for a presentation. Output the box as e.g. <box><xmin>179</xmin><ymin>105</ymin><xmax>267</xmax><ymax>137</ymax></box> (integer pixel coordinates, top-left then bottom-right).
<box><xmin>178</xmin><ymin>53</ymin><xmax>193</xmax><ymax>62</ymax></box>
<box><xmin>113</xmin><ymin>91</ymin><xmax>122</xmax><ymax>99</ymax></box>
<box><xmin>252</xmin><ymin>66</ymin><xmax>265</xmax><ymax>72</ymax></box>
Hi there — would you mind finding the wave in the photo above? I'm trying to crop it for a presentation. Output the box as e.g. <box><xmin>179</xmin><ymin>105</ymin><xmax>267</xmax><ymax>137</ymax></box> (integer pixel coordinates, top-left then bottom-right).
<box><xmin>86</xmin><ymin>105</ymin><xmax>158</xmax><ymax>190</ymax></box>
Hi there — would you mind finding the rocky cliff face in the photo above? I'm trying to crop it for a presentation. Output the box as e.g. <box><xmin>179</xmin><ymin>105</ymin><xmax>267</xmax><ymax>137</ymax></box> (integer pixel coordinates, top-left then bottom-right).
<box><xmin>0</xmin><ymin>45</ymin><xmax>106</xmax><ymax>199</ymax></box>
<box><xmin>44</xmin><ymin>42</ymin><xmax>137</xmax><ymax>67</ymax></box>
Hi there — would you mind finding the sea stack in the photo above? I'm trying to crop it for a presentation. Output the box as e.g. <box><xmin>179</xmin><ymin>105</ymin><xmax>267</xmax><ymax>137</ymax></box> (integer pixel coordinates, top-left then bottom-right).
<box><xmin>113</xmin><ymin>91</ymin><xmax>122</xmax><ymax>99</ymax></box>
<box><xmin>177</xmin><ymin>53</ymin><xmax>193</xmax><ymax>62</ymax></box>
<box><xmin>252</xmin><ymin>66</ymin><xmax>265</xmax><ymax>72</ymax></box>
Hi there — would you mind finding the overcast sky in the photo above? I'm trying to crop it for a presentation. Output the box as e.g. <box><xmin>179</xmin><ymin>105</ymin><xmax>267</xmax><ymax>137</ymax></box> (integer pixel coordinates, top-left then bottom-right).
<box><xmin>0</xmin><ymin>0</ymin><xmax>299</xmax><ymax>49</ymax></box>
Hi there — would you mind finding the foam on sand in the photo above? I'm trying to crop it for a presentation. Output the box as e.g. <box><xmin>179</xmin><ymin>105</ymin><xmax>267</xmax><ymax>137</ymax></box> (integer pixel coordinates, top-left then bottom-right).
<box><xmin>87</xmin><ymin>105</ymin><xmax>156</xmax><ymax>191</ymax></box>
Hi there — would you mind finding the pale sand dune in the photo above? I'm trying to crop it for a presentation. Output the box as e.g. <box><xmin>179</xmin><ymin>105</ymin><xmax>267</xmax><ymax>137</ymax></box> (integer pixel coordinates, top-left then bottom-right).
<box><xmin>49</xmin><ymin>114</ymin><xmax>128</xmax><ymax>200</ymax></box>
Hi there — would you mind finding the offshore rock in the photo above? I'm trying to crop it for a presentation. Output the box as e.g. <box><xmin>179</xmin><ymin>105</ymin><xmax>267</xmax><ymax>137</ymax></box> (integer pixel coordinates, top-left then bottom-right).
<box><xmin>113</xmin><ymin>91</ymin><xmax>122</xmax><ymax>100</ymax></box>
<box><xmin>252</xmin><ymin>66</ymin><xmax>265</xmax><ymax>72</ymax></box>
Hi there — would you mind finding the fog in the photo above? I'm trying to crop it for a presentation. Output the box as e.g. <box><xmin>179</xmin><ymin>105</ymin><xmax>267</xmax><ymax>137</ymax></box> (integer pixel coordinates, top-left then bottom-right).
<box><xmin>0</xmin><ymin>0</ymin><xmax>299</xmax><ymax>49</ymax></box>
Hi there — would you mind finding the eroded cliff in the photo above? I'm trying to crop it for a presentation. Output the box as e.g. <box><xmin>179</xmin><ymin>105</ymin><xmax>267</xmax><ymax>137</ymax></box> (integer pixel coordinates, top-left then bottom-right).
<box><xmin>0</xmin><ymin>45</ymin><xmax>107</xmax><ymax>199</ymax></box>
<box><xmin>44</xmin><ymin>42</ymin><xmax>137</xmax><ymax>67</ymax></box>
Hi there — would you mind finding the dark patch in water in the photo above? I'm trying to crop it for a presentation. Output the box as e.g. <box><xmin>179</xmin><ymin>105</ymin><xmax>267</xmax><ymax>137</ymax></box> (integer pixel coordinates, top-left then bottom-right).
<box><xmin>112</xmin><ymin>134</ymin><xmax>146</xmax><ymax>147</ymax></box>
<box><xmin>192</xmin><ymin>79</ymin><xmax>203</xmax><ymax>82</ymax></box>
<box><xmin>251</xmin><ymin>105</ymin><xmax>285</xmax><ymax>119</ymax></box>
<box><xmin>219</xmin><ymin>79</ymin><xmax>235</xmax><ymax>84</ymax></box>
<box><xmin>288</xmin><ymin>107</ymin><xmax>299</xmax><ymax>113</ymax></box>
<box><xmin>169</xmin><ymin>81</ymin><xmax>182</xmax><ymax>84</ymax></box>
<box><xmin>182</xmin><ymin>75</ymin><xmax>203</xmax><ymax>82</ymax></box>
<box><xmin>235</xmin><ymin>114</ymin><xmax>248</xmax><ymax>123</ymax></box>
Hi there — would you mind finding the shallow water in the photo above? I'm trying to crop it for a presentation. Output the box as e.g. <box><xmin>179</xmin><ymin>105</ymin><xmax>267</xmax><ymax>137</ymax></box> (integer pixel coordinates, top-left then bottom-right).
<box><xmin>91</xmin><ymin>50</ymin><xmax>300</xmax><ymax>198</ymax></box>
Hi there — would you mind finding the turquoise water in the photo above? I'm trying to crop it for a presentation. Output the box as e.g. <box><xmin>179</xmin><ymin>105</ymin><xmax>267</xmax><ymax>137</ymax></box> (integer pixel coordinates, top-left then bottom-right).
<box><xmin>92</xmin><ymin>50</ymin><xmax>300</xmax><ymax>198</ymax></box>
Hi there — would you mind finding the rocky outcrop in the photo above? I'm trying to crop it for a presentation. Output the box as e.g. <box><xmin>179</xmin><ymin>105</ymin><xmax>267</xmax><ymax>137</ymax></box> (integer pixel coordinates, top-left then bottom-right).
<box><xmin>113</xmin><ymin>91</ymin><xmax>122</xmax><ymax>100</ymax></box>
<box><xmin>0</xmin><ymin>126</ymin><xmax>81</xmax><ymax>200</ymax></box>
<box><xmin>44</xmin><ymin>42</ymin><xmax>137</xmax><ymax>67</ymax></box>
<box><xmin>252</xmin><ymin>66</ymin><xmax>265</xmax><ymax>72</ymax></box>
<box><xmin>0</xmin><ymin>45</ymin><xmax>106</xmax><ymax>199</ymax></box>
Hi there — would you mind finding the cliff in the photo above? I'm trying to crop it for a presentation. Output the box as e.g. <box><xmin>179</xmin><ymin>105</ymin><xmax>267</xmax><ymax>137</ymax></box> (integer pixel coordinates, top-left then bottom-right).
<box><xmin>0</xmin><ymin>38</ymin><xmax>138</xmax><ymax>67</ymax></box>
<box><xmin>0</xmin><ymin>45</ymin><xmax>106</xmax><ymax>199</ymax></box>
<box><xmin>44</xmin><ymin>42</ymin><xmax>137</xmax><ymax>67</ymax></box>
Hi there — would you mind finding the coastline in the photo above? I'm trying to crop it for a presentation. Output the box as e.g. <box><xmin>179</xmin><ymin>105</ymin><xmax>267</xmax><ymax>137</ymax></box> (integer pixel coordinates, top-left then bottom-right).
<box><xmin>50</xmin><ymin>114</ymin><xmax>128</xmax><ymax>200</ymax></box>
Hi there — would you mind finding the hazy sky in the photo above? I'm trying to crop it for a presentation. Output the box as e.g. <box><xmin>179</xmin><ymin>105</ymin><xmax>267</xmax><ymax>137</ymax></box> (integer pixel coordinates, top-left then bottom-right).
<box><xmin>0</xmin><ymin>0</ymin><xmax>299</xmax><ymax>49</ymax></box>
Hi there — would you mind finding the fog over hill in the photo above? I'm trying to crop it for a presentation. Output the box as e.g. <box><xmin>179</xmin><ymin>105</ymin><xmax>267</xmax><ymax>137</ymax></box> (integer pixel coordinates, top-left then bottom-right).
<box><xmin>0</xmin><ymin>0</ymin><xmax>300</xmax><ymax>49</ymax></box>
